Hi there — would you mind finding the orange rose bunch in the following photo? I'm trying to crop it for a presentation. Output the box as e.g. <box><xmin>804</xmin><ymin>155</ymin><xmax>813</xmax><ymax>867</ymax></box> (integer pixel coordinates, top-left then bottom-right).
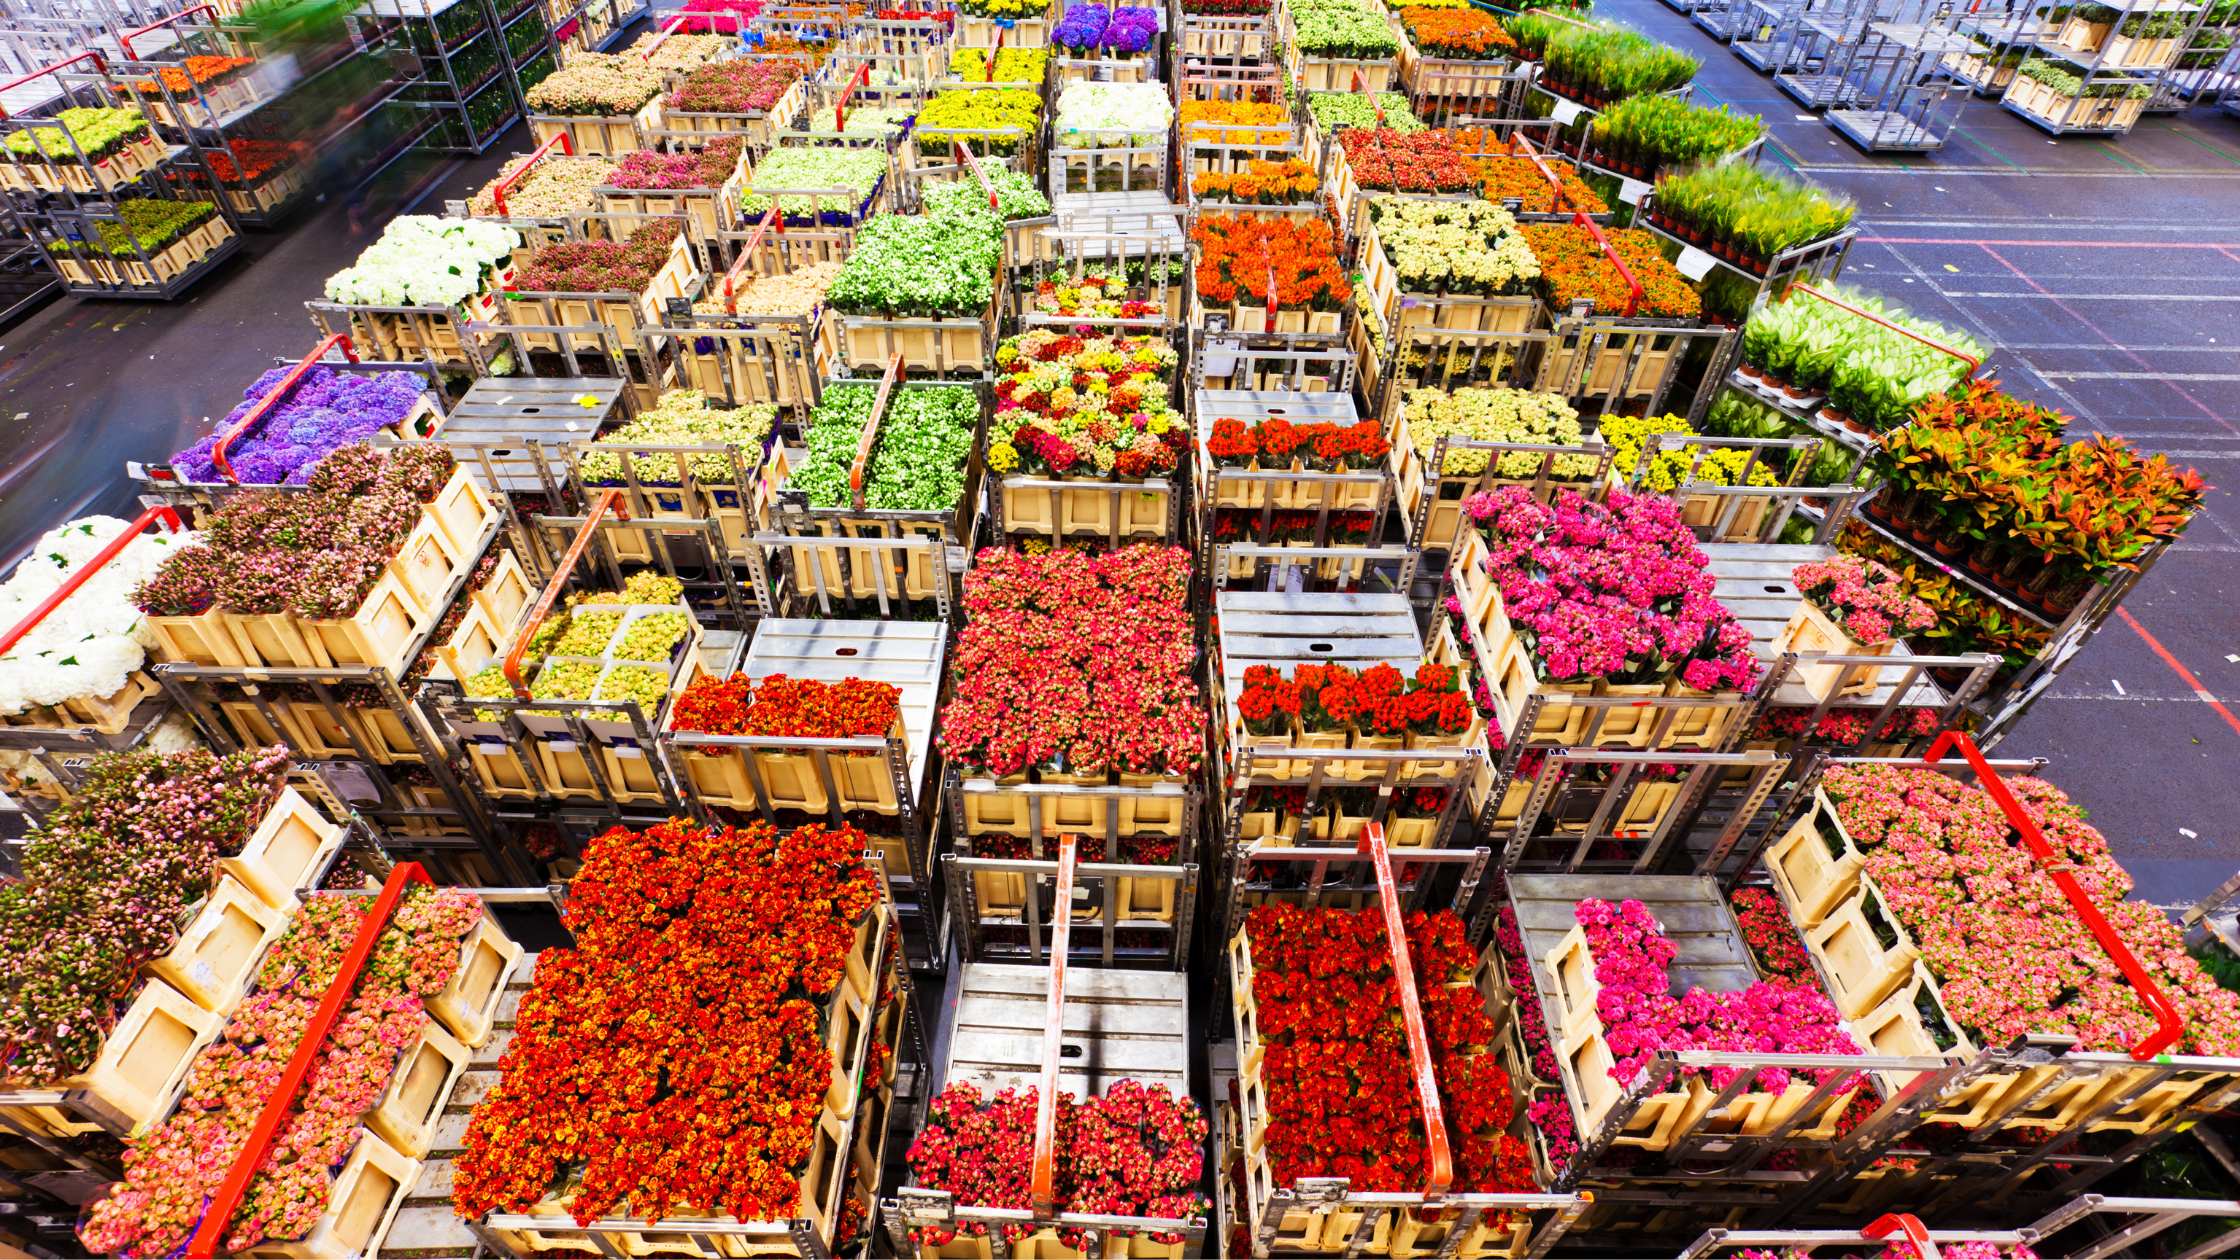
<box><xmin>1520</xmin><ymin>223</ymin><xmax>1700</xmax><ymax>320</ymax></box>
<box><xmin>1189</xmin><ymin>213</ymin><xmax>1353</xmax><ymax>311</ymax></box>
<box><xmin>1192</xmin><ymin>159</ymin><xmax>1320</xmax><ymax>205</ymax></box>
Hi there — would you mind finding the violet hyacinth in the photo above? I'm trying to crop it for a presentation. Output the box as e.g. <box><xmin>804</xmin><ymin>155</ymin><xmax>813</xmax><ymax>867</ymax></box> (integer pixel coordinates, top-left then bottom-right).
<box><xmin>1054</xmin><ymin>3</ymin><xmax>1158</xmax><ymax>52</ymax></box>
<box><xmin>170</xmin><ymin>367</ymin><xmax>426</xmax><ymax>485</ymax></box>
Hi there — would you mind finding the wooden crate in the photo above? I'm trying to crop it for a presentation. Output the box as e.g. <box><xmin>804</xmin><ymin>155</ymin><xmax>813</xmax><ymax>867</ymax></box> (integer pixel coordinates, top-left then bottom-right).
<box><xmin>220</xmin><ymin>787</ymin><xmax>341</xmax><ymax>910</ymax></box>
<box><xmin>17</xmin><ymin>979</ymin><xmax>222</xmax><ymax>1136</ymax></box>
<box><xmin>58</xmin><ymin>669</ymin><xmax>163</xmax><ymax>733</ymax></box>
<box><xmin>367</xmin><ymin>1021</ymin><xmax>471</xmax><ymax>1158</ymax></box>
<box><xmin>1803</xmin><ymin>870</ymin><xmax>1921</xmax><ymax>1019</ymax></box>
<box><xmin>1772</xmin><ymin>598</ymin><xmax>1890</xmax><ymax>700</ymax></box>
<box><xmin>470</xmin><ymin>547</ymin><xmax>533</xmax><ymax>631</ymax></box>
<box><xmin>146</xmin><ymin>876</ymin><xmax>289</xmax><ymax>1012</ymax></box>
<box><xmin>530</xmin><ymin>94</ymin><xmax>664</xmax><ymax>157</ymax></box>
<box><xmin>1764</xmin><ymin>789</ymin><xmax>1866</xmax><ymax>927</ymax></box>
<box><xmin>237</xmin><ymin>1130</ymin><xmax>418</xmax><ymax>1258</ymax></box>
<box><xmin>430</xmin><ymin>917</ymin><xmax>525</xmax><ymax>1047</ymax></box>
<box><xmin>223</xmin><ymin>610</ymin><xmax>326</xmax><ymax>668</ymax></box>
<box><xmin>386</xmin><ymin>513</ymin><xmax>469</xmax><ymax>618</ymax></box>
<box><xmin>297</xmin><ymin>569</ymin><xmax>433</xmax><ymax>678</ymax></box>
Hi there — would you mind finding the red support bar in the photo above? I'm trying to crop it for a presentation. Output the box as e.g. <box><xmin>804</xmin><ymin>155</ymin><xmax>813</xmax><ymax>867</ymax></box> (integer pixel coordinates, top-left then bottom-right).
<box><xmin>953</xmin><ymin>140</ymin><xmax>997</xmax><ymax>210</ymax></box>
<box><xmin>1862</xmin><ymin>1213</ymin><xmax>1939</xmax><ymax>1260</ymax></box>
<box><xmin>0</xmin><ymin>52</ymin><xmax>110</xmax><ymax>121</ymax></box>
<box><xmin>211</xmin><ymin>334</ymin><xmax>359</xmax><ymax>484</ymax></box>
<box><xmin>1031</xmin><ymin>833</ymin><xmax>1077</xmax><ymax>1216</ymax></box>
<box><xmin>1922</xmin><ymin>732</ymin><xmax>2186</xmax><ymax>1061</ymax></box>
<box><xmin>723</xmin><ymin>206</ymin><xmax>785</xmax><ymax>312</ymax></box>
<box><xmin>1359</xmin><ymin>823</ymin><xmax>1453</xmax><ymax>1201</ymax></box>
<box><xmin>1573</xmin><ymin>210</ymin><xmax>1640</xmax><ymax>318</ymax></box>
<box><xmin>120</xmin><ymin>4</ymin><xmax>219</xmax><ymax>61</ymax></box>
<box><xmin>1351</xmin><ymin>68</ymin><xmax>1384</xmax><ymax>125</ymax></box>
<box><xmin>182</xmin><ymin>863</ymin><xmax>435</xmax><ymax>1259</ymax></box>
<box><xmin>1792</xmin><ymin>282</ymin><xmax>1981</xmax><ymax>375</ymax></box>
<box><xmin>504</xmin><ymin>490</ymin><xmax>627</xmax><ymax>700</ymax></box>
<box><xmin>0</xmin><ymin>506</ymin><xmax>183</xmax><ymax>658</ymax></box>
<box><xmin>835</xmin><ymin>60</ymin><xmax>871</xmax><ymax>131</ymax></box>
<box><xmin>848</xmin><ymin>354</ymin><xmax>904</xmax><ymax>511</ymax></box>
<box><xmin>492</xmin><ymin>129</ymin><xmax>575</xmax><ymax>218</ymax></box>
<box><xmin>1512</xmin><ymin>134</ymin><xmax>1567</xmax><ymax>213</ymax></box>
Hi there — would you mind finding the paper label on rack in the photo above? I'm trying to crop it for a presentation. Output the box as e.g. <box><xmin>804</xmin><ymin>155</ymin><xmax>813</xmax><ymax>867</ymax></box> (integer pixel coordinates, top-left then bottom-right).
<box><xmin>1618</xmin><ymin>178</ymin><xmax>1651</xmax><ymax>205</ymax></box>
<box><xmin>1549</xmin><ymin>99</ymin><xmax>1583</xmax><ymax>125</ymax></box>
<box><xmin>189</xmin><ymin>961</ymin><xmax>220</xmax><ymax>992</ymax></box>
<box><xmin>478</xmin><ymin>743</ymin><xmax>510</xmax><ymax>757</ymax></box>
<box><xmin>1676</xmin><ymin>246</ymin><xmax>1718</xmax><ymax>281</ymax></box>
<box><xmin>1203</xmin><ymin>337</ymin><xmax>1242</xmax><ymax>379</ymax></box>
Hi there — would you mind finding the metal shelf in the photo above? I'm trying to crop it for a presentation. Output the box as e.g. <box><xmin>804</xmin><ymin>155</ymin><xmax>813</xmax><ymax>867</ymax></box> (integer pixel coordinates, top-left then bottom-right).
<box><xmin>1847</xmin><ymin>500</ymin><xmax>2060</xmax><ymax>630</ymax></box>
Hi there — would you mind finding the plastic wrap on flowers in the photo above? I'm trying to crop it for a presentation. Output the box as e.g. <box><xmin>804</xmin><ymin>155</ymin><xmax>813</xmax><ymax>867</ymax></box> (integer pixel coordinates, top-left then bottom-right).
<box><xmin>936</xmin><ymin>544</ymin><xmax>1203</xmax><ymax>779</ymax></box>
<box><xmin>78</xmin><ymin>886</ymin><xmax>486</xmax><ymax>1256</ymax></box>
<box><xmin>1821</xmin><ymin>764</ymin><xmax>2240</xmax><ymax>1056</ymax></box>
<box><xmin>450</xmin><ymin>819</ymin><xmax>883</xmax><ymax>1226</ymax></box>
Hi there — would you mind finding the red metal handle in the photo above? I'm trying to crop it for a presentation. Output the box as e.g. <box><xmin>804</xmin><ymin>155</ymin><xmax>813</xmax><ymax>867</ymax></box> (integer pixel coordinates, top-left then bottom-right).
<box><xmin>182</xmin><ymin>863</ymin><xmax>436</xmax><ymax>1259</ymax></box>
<box><xmin>1512</xmin><ymin>133</ymin><xmax>1567</xmax><ymax>213</ymax></box>
<box><xmin>848</xmin><ymin>354</ymin><xmax>904</xmax><ymax>511</ymax></box>
<box><xmin>723</xmin><ymin>206</ymin><xmax>785</xmax><ymax>312</ymax></box>
<box><xmin>0</xmin><ymin>52</ymin><xmax>109</xmax><ymax>121</ymax></box>
<box><xmin>1360</xmin><ymin>823</ymin><xmax>1452</xmax><ymax>1201</ymax></box>
<box><xmin>1573</xmin><ymin>210</ymin><xmax>1639</xmax><ymax>318</ymax></box>
<box><xmin>121</xmin><ymin>4</ymin><xmax>219</xmax><ymax>61</ymax></box>
<box><xmin>835</xmin><ymin>60</ymin><xmax>870</xmax><ymax>131</ymax></box>
<box><xmin>1350</xmin><ymin>68</ymin><xmax>1385</xmax><ymax>125</ymax></box>
<box><xmin>1031</xmin><ymin>833</ymin><xmax>1077</xmax><ymax>1216</ymax></box>
<box><xmin>1862</xmin><ymin>1213</ymin><xmax>1939</xmax><ymax>1259</ymax></box>
<box><xmin>952</xmin><ymin>140</ymin><xmax>997</xmax><ymax>210</ymax></box>
<box><xmin>0</xmin><ymin>505</ymin><xmax>183</xmax><ymax>659</ymax></box>
<box><xmin>492</xmin><ymin>129</ymin><xmax>574</xmax><ymax>218</ymax></box>
<box><xmin>504</xmin><ymin>489</ymin><xmax>627</xmax><ymax>700</ymax></box>
<box><xmin>212</xmin><ymin>334</ymin><xmax>359</xmax><ymax>484</ymax></box>
<box><xmin>1792</xmin><ymin>282</ymin><xmax>1981</xmax><ymax>375</ymax></box>
<box><xmin>1921</xmin><ymin>732</ymin><xmax>2185</xmax><ymax>1061</ymax></box>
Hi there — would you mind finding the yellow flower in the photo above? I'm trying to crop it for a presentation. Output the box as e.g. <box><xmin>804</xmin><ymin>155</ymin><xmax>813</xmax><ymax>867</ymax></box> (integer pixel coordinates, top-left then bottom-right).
<box><xmin>989</xmin><ymin>442</ymin><xmax>1019</xmax><ymax>472</ymax></box>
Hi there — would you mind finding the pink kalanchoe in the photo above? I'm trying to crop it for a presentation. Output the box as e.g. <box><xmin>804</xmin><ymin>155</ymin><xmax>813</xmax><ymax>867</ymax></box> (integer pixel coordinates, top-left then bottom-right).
<box><xmin>1792</xmin><ymin>553</ymin><xmax>1935</xmax><ymax>644</ymax></box>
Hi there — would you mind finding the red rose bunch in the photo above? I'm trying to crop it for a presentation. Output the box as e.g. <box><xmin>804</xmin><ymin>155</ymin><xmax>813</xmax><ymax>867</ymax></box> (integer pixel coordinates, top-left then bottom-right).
<box><xmin>1202</xmin><ymin>417</ymin><xmax>1390</xmax><ymax>469</ymax></box>
<box><xmin>1335</xmin><ymin>128</ymin><xmax>1480</xmax><ymax>193</ymax></box>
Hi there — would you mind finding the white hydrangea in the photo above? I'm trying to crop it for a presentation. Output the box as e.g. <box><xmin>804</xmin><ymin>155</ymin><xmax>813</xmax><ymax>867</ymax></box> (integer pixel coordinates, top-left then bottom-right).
<box><xmin>0</xmin><ymin>517</ymin><xmax>200</xmax><ymax>714</ymax></box>
<box><xmin>324</xmin><ymin>217</ymin><xmax>520</xmax><ymax>309</ymax></box>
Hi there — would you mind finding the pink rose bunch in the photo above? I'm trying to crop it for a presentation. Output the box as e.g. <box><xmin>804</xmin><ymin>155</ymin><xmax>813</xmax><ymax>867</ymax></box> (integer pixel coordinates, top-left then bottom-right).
<box><xmin>1464</xmin><ymin>488</ymin><xmax>1758</xmax><ymax>691</ymax></box>
<box><xmin>938</xmin><ymin>544</ymin><xmax>1204</xmax><ymax>777</ymax></box>
<box><xmin>1576</xmin><ymin>898</ymin><xmax>1861</xmax><ymax>1094</ymax></box>
<box><xmin>1792</xmin><ymin>554</ymin><xmax>1934</xmax><ymax>644</ymax></box>
<box><xmin>1824</xmin><ymin>765</ymin><xmax>2240</xmax><ymax>1056</ymax></box>
<box><xmin>80</xmin><ymin>886</ymin><xmax>484</xmax><ymax>1257</ymax></box>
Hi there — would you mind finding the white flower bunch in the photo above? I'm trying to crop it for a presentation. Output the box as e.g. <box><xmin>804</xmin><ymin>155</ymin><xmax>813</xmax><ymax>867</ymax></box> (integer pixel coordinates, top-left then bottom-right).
<box><xmin>324</xmin><ymin>216</ymin><xmax>520</xmax><ymax>308</ymax></box>
<box><xmin>0</xmin><ymin>517</ymin><xmax>200</xmax><ymax>713</ymax></box>
<box><xmin>1053</xmin><ymin>81</ymin><xmax>1173</xmax><ymax>147</ymax></box>
<box><xmin>1403</xmin><ymin>386</ymin><xmax>1593</xmax><ymax>479</ymax></box>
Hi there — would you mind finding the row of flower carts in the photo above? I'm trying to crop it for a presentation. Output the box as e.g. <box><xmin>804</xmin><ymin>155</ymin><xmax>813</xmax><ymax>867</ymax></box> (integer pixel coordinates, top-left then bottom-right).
<box><xmin>0</xmin><ymin>3</ymin><xmax>2228</xmax><ymax>1259</ymax></box>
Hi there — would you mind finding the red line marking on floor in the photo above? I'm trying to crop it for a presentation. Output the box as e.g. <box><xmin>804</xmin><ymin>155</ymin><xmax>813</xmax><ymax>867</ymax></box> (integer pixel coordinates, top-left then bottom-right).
<box><xmin>1861</xmin><ymin>237</ymin><xmax>2240</xmax><ymax>248</ymax></box>
<box><xmin>2120</xmin><ymin>607</ymin><xmax>2240</xmax><ymax>740</ymax></box>
<box><xmin>1979</xmin><ymin>244</ymin><xmax>2240</xmax><ymax>438</ymax></box>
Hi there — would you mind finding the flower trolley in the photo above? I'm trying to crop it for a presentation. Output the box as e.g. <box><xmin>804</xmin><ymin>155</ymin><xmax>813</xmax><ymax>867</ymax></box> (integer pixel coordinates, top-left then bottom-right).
<box><xmin>890</xmin><ymin>832</ymin><xmax>1210</xmax><ymax>1257</ymax></box>
<box><xmin>1219</xmin><ymin>830</ymin><xmax>1589</xmax><ymax>1258</ymax></box>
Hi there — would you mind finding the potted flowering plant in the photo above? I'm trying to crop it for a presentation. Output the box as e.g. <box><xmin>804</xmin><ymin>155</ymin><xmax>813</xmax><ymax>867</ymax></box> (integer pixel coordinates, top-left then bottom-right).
<box><xmin>1777</xmin><ymin>555</ymin><xmax>1933</xmax><ymax>700</ymax></box>
<box><xmin>525</xmin><ymin>52</ymin><xmax>668</xmax><ymax>155</ymax></box>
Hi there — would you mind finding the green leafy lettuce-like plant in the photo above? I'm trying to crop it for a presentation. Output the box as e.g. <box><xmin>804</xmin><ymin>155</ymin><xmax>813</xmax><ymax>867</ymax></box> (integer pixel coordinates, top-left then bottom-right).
<box><xmin>1648</xmin><ymin>164</ymin><xmax>1854</xmax><ymax>262</ymax></box>
<box><xmin>1703</xmin><ymin>392</ymin><xmax>1852</xmax><ymax>485</ymax></box>
<box><xmin>1588</xmin><ymin>94</ymin><xmax>1761</xmax><ymax>174</ymax></box>
<box><xmin>737</xmin><ymin>146</ymin><xmax>890</xmax><ymax>220</ymax></box>
<box><xmin>783</xmin><ymin>384</ymin><xmax>979</xmax><ymax>510</ymax></box>
<box><xmin>921</xmin><ymin>165</ymin><xmax>1051</xmax><ymax>221</ymax></box>
<box><xmin>1307</xmin><ymin>92</ymin><xmax>1425</xmax><ymax>133</ymax></box>
<box><xmin>4</xmin><ymin>107</ymin><xmax>150</xmax><ymax>163</ymax></box>
<box><xmin>581</xmin><ymin>390</ymin><xmax>775</xmax><ymax>485</ymax></box>
<box><xmin>824</xmin><ymin>193</ymin><xmax>1003</xmax><ymax>318</ymax></box>
<box><xmin>2017</xmin><ymin>57</ymin><xmax>2151</xmax><ymax>97</ymax></box>
<box><xmin>78</xmin><ymin>199</ymin><xmax>219</xmax><ymax>259</ymax></box>
<box><xmin>1739</xmin><ymin>285</ymin><xmax>1981</xmax><ymax>431</ymax></box>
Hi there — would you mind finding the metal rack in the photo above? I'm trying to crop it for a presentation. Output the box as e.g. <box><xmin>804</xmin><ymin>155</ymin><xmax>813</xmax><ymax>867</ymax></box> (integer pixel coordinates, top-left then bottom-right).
<box><xmin>1999</xmin><ymin>0</ymin><xmax>2210</xmax><ymax>135</ymax></box>
<box><xmin>372</xmin><ymin>0</ymin><xmax>544</xmax><ymax>155</ymax></box>
<box><xmin>1773</xmin><ymin>0</ymin><xmax>1913</xmax><ymax>109</ymax></box>
<box><xmin>1731</xmin><ymin>0</ymin><xmax>1820</xmax><ymax>69</ymax></box>
<box><xmin>1823</xmin><ymin>20</ymin><xmax>1979</xmax><ymax>150</ymax></box>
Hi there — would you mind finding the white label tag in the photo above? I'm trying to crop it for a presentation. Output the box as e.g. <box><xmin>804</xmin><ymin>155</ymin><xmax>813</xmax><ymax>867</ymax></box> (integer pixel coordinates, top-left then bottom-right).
<box><xmin>1550</xmin><ymin>99</ymin><xmax>1583</xmax><ymax>125</ymax></box>
<box><xmin>478</xmin><ymin>743</ymin><xmax>510</xmax><ymax>756</ymax></box>
<box><xmin>614</xmin><ymin>744</ymin><xmax>644</xmax><ymax>758</ymax></box>
<box><xmin>1618</xmin><ymin>178</ymin><xmax>1651</xmax><ymax>205</ymax></box>
<box><xmin>1203</xmin><ymin>337</ymin><xmax>1242</xmax><ymax>379</ymax></box>
<box><xmin>1676</xmin><ymin>246</ymin><xmax>1718</xmax><ymax>281</ymax></box>
<box><xmin>189</xmin><ymin>960</ymin><xmax>220</xmax><ymax>991</ymax></box>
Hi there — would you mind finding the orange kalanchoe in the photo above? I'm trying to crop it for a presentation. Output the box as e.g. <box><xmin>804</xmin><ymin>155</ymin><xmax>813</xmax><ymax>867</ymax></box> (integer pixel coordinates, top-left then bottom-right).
<box><xmin>1190</xmin><ymin>213</ymin><xmax>1353</xmax><ymax>310</ymax></box>
<box><xmin>1476</xmin><ymin>152</ymin><xmax>1606</xmax><ymax>214</ymax></box>
<box><xmin>1398</xmin><ymin>7</ymin><xmax>1516</xmax><ymax>58</ymax></box>
<box><xmin>1193</xmin><ymin>159</ymin><xmax>1320</xmax><ymax>205</ymax></box>
<box><xmin>1520</xmin><ymin>223</ymin><xmax>1700</xmax><ymax>320</ymax></box>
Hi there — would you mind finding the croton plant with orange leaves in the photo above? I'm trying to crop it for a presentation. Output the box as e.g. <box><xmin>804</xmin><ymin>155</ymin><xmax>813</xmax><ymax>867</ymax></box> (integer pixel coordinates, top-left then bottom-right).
<box><xmin>1190</xmin><ymin>213</ymin><xmax>1353</xmax><ymax>310</ymax></box>
<box><xmin>451</xmin><ymin>819</ymin><xmax>885</xmax><ymax>1227</ymax></box>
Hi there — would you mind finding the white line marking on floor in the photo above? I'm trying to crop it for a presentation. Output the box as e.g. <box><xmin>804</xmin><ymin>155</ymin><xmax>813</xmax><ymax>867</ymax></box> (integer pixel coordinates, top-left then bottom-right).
<box><xmin>2114</xmin><ymin>679</ymin><xmax>2128</xmax><ymax>694</ymax></box>
<box><xmin>2039</xmin><ymin>372</ymin><xmax>2240</xmax><ymax>381</ymax></box>
<box><xmin>1935</xmin><ymin>292</ymin><xmax>2240</xmax><ymax>300</ymax></box>
<box><xmin>2184</xmin><ymin>828</ymin><xmax>2201</xmax><ymax>838</ymax></box>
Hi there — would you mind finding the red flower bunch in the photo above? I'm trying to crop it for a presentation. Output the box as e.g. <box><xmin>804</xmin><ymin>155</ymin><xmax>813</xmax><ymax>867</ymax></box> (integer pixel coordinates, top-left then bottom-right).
<box><xmin>1188</xmin><ymin>214</ymin><xmax>1353</xmax><ymax>311</ymax></box>
<box><xmin>1238</xmin><ymin>664</ymin><xmax>1303</xmax><ymax>737</ymax></box>
<box><xmin>451</xmin><ymin>819</ymin><xmax>883</xmax><ymax>1226</ymax></box>
<box><xmin>669</xmin><ymin>670</ymin><xmax>755</xmax><ymax>732</ymax></box>
<box><xmin>668</xmin><ymin>672</ymin><xmax>901</xmax><ymax>739</ymax></box>
<box><xmin>1335</xmin><ymin>129</ymin><xmax>1480</xmax><ymax>194</ymax></box>
<box><xmin>1207</xmin><ymin>418</ymin><xmax>1259</xmax><ymax>466</ymax></box>
<box><xmin>1731</xmin><ymin>887</ymin><xmax>1815</xmax><ymax>984</ymax></box>
<box><xmin>1203</xmin><ymin>417</ymin><xmax>1390</xmax><ymax>470</ymax></box>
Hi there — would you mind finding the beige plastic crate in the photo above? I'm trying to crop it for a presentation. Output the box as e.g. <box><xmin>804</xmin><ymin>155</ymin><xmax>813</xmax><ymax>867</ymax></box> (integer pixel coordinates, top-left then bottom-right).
<box><xmin>366</xmin><ymin>1021</ymin><xmax>470</xmax><ymax>1158</ymax></box>
<box><xmin>220</xmin><ymin>787</ymin><xmax>342</xmax><ymax>909</ymax></box>
<box><xmin>428</xmin><ymin>917</ymin><xmax>524</xmax><ymax>1047</ymax></box>
<box><xmin>146</xmin><ymin>876</ymin><xmax>289</xmax><ymax>1012</ymax></box>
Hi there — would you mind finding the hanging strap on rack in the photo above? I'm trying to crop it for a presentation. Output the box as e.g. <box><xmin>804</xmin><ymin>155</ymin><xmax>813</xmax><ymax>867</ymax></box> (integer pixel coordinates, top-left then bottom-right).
<box><xmin>641</xmin><ymin>13</ymin><xmax>690</xmax><ymax>59</ymax></box>
<box><xmin>1352</xmin><ymin>68</ymin><xmax>1385</xmax><ymax>125</ymax></box>
<box><xmin>120</xmin><ymin>5</ymin><xmax>217</xmax><ymax>60</ymax></box>
<box><xmin>1031</xmin><ymin>833</ymin><xmax>1079</xmax><ymax>1217</ymax></box>
<box><xmin>835</xmin><ymin>60</ymin><xmax>872</xmax><ymax>130</ymax></box>
<box><xmin>1512</xmin><ymin>133</ymin><xmax>1567</xmax><ymax>213</ymax></box>
<box><xmin>181</xmin><ymin>864</ymin><xmax>436</xmax><ymax>1258</ymax></box>
<box><xmin>1922</xmin><ymin>732</ymin><xmax>2183</xmax><ymax>1060</ymax></box>
<box><xmin>212</xmin><ymin>333</ymin><xmax>359</xmax><ymax>484</ymax></box>
<box><xmin>954</xmin><ymin>139</ymin><xmax>999</xmax><ymax>210</ymax></box>
<box><xmin>502</xmin><ymin>489</ymin><xmax>628</xmax><ymax>700</ymax></box>
<box><xmin>848</xmin><ymin>354</ymin><xmax>905</xmax><ymax>511</ymax></box>
<box><xmin>492</xmin><ymin>129</ymin><xmax>575</xmax><ymax>219</ymax></box>
<box><xmin>1861</xmin><ymin>1214</ymin><xmax>1940</xmax><ymax>1260</ymax></box>
<box><xmin>1572</xmin><ymin>210</ymin><xmax>1640</xmax><ymax>318</ymax></box>
<box><xmin>1361</xmin><ymin>823</ymin><xmax>1453</xmax><ymax>1202</ymax></box>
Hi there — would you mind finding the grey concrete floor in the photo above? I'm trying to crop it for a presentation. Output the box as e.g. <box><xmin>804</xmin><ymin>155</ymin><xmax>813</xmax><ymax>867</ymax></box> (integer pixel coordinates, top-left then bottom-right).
<box><xmin>0</xmin><ymin>24</ymin><xmax>2232</xmax><ymax>899</ymax></box>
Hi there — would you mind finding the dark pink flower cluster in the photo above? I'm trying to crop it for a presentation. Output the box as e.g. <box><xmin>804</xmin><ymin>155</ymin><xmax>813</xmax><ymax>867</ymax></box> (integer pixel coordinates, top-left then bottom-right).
<box><xmin>1466</xmin><ymin>487</ymin><xmax>1758</xmax><ymax>691</ymax></box>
